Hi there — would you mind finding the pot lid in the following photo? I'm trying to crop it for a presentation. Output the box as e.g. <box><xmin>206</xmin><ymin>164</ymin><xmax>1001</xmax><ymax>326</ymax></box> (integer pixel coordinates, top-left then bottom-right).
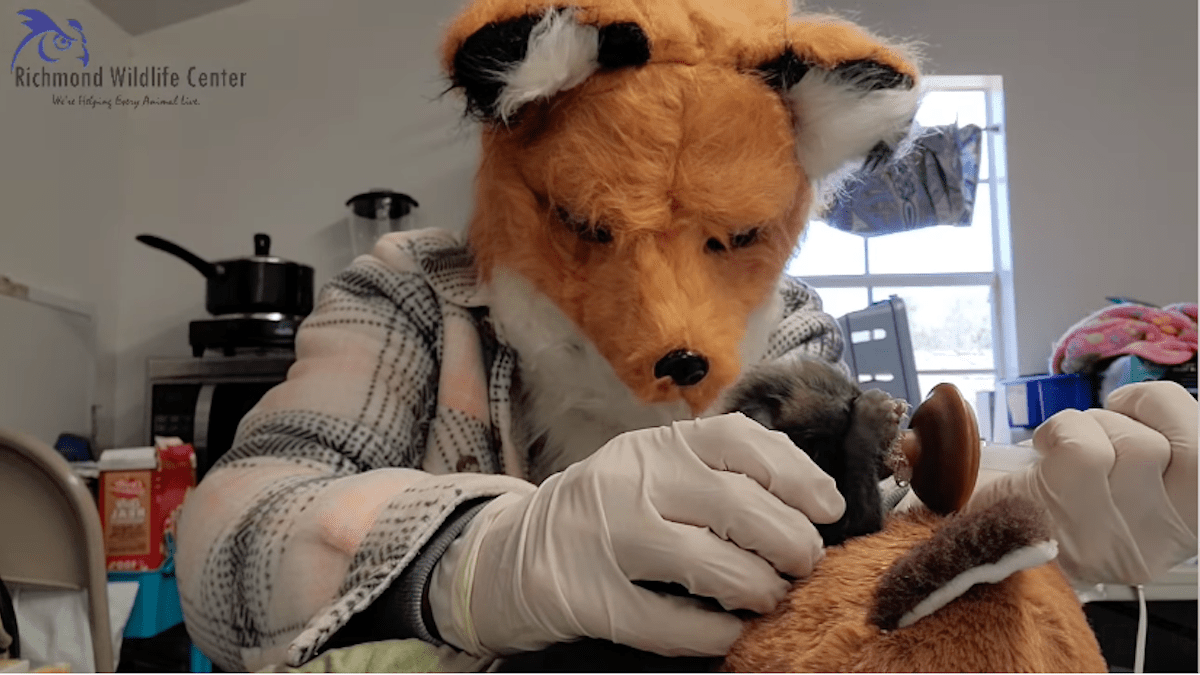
<box><xmin>215</xmin><ymin>233</ymin><xmax>311</xmax><ymax>268</ymax></box>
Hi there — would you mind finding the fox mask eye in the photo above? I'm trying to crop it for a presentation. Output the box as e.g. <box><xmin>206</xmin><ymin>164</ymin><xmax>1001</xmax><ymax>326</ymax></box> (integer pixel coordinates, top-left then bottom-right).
<box><xmin>731</xmin><ymin>228</ymin><xmax>761</xmax><ymax>249</ymax></box>
<box><xmin>556</xmin><ymin>206</ymin><xmax>613</xmax><ymax>244</ymax></box>
<box><xmin>706</xmin><ymin>228</ymin><xmax>762</xmax><ymax>253</ymax></box>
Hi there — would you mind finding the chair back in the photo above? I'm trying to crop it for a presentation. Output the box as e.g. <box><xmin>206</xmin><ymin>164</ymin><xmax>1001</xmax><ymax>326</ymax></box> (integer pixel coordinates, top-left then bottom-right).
<box><xmin>0</xmin><ymin>428</ymin><xmax>113</xmax><ymax>672</ymax></box>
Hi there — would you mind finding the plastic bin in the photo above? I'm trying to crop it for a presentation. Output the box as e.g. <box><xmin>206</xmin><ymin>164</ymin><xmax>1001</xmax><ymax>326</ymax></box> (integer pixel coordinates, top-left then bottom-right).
<box><xmin>837</xmin><ymin>295</ymin><xmax>921</xmax><ymax>408</ymax></box>
<box><xmin>108</xmin><ymin>556</ymin><xmax>182</xmax><ymax>639</ymax></box>
<box><xmin>1001</xmin><ymin>373</ymin><xmax>1093</xmax><ymax>428</ymax></box>
<box><xmin>191</xmin><ymin>645</ymin><xmax>213</xmax><ymax>672</ymax></box>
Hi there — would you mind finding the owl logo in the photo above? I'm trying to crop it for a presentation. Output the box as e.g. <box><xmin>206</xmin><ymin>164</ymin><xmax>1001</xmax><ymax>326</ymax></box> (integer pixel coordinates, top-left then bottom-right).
<box><xmin>11</xmin><ymin>9</ymin><xmax>89</xmax><ymax>73</ymax></box>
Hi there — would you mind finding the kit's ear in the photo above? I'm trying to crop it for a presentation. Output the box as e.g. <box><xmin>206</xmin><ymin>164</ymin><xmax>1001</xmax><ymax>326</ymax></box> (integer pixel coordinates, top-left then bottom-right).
<box><xmin>758</xmin><ymin>16</ymin><xmax>921</xmax><ymax>180</ymax></box>
<box><xmin>443</xmin><ymin>7</ymin><xmax>650</xmax><ymax>125</ymax></box>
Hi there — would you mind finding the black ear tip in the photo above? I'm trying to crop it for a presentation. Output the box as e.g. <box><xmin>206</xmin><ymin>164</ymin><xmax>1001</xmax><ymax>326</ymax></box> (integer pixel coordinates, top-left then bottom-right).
<box><xmin>755</xmin><ymin>51</ymin><xmax>914</xmax><ymax>93</ymax></box>
<box><xmin>598</xmin><ymin>22</ymin><xmax>650</xmax><ymax>69</ymax></box>
<box><xmin>832</xmin><ymin>59</ymin><xmax>915</xmax><ymax>91</ymax></box>
<box><xmin>756</xmin><ymin>50</ymin><xmax>809</xmax><ymax>91</ymax></box>
<box><xmin>450</xmin><ymin>13</ymin><xmax>544</xmax><ymax>121</ymax></box>
<box><xmin>450</xmin><ymin>13</ymin><xmax>650</xmax><ymax>122</ymax></box>
<box><xmin>449</xmin><ymin>66</ymin><xmax>505</xmax><ymax>120</ymax></box>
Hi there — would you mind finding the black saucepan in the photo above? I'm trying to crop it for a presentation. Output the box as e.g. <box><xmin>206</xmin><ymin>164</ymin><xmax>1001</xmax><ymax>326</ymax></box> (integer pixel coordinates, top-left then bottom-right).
<box><xmin>136</xmin><ymin>233</ymin><xmax>314</xmax><ymax>318</ymax></box>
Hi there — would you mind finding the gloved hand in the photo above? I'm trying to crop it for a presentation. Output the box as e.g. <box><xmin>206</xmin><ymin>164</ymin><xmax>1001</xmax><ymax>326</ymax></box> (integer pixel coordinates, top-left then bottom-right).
<box><xmin>427</xmin><ymin>413</ymin><xmax>845</xmax><ymax>657</ymax></box>
<box><xmin>968</xmin><ymin>381</ymin><xmax>1197</xmax><ymax>585</ymax></box>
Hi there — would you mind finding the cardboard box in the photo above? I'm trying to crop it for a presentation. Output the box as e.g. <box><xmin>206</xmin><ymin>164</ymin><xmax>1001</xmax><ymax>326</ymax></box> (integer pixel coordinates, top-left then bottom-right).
<box><xmin>98</xmin><ymin>442</ymin><xmax>196</xmax><ymax>572</ymax></box>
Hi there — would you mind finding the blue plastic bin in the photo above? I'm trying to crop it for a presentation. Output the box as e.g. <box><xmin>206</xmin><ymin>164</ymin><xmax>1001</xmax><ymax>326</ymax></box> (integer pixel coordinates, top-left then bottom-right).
<box><xmin>191</xmin><ymin>646</ymin><xmax>213</xmax><ymax>673</ymax></box>
<box><xmin>108</xmin><ymin>539</ymin><xmax>211</xmax><ymax>671</ymax></box>
<box><xmin>108</xmin><ymin>556</ymin><xmax>183</xmax><ymax>639</ymax></box>
<box><xmin>1001</xmin><ymin>373</ymin><xmax>1093</xmax><ymax>428</ymax></box>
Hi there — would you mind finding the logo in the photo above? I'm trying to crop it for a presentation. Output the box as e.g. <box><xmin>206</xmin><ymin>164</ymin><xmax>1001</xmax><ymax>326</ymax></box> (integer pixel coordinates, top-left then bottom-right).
<box><xmin>112</xmin><ymin>477</ymin><xmax>147</xmax><ymax>498</ymax></box>
<box><xmin>10</xmin><ymin>9</ymin><xmax>88</xmax><ymax>73</ymax></box>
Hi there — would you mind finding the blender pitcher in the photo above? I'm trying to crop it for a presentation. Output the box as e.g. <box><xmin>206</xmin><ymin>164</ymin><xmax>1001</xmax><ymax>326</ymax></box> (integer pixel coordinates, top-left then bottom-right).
<box><xmin>346</xmin><ymin>190</ymin><xmax>420</xmax><ymax>257</ymax></box>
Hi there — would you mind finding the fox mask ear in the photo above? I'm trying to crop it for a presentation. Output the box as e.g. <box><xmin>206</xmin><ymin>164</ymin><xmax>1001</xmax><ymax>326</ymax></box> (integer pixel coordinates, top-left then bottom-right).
<box><xmin>446</xmin><ymin>7</ymin><xmax>650</xmax><ymax>124</ymax></box>
<box><xmin>757</xmin><ymin>17</ymin><xmax>921</xmax><ymax>180</ymax></box>
<box><xmin>445</xmin><ymin>6</ymin><xmax>919</xmax><ymax>181</ymax></box>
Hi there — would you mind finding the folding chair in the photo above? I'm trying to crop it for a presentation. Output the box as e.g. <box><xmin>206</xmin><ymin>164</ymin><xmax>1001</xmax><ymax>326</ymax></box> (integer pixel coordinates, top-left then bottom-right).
<box><xmin>0</xmin><ymin>428</ymin><xmax>114</xmax><ymax>672</ymax></box>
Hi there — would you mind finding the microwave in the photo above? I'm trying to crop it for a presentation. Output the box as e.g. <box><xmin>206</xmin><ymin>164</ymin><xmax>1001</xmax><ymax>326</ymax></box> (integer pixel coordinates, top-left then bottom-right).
<box><xmin>146</xmin><ymin>354</ymin><xmax>294</xmax><ymax>479</ymax></box>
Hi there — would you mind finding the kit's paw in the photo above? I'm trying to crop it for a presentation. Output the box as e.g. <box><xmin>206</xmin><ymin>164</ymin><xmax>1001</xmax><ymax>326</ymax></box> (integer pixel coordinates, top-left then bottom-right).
<box><xmin>850</xmin><ymin>388</ymin><xmax>906</xmax><ymax>454</ymax></box>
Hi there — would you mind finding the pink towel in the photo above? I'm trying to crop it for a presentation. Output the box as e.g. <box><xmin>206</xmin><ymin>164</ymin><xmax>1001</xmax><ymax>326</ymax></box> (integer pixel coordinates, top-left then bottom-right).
<box><xmin>1051</xmin><ymin>303</ymin><xmax>1198</xmax><ymax>375</ymax></box>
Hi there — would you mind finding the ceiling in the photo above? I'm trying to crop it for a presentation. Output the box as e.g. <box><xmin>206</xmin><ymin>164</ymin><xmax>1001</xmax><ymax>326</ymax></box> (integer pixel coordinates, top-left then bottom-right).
<box><xmin>86</xmin><ymin>0</ymin><xmax>252</xmax><ymax>36</ymax></box>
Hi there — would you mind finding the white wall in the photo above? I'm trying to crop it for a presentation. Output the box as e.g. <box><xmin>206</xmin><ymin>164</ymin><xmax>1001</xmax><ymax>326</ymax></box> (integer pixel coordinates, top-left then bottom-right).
<box><xmin>110</xmin><ymin>0</ymin><xmax>480</xmax><ymax>445</ymax></box>
<box><xmin>0</xmin><ymin>295</ymin><xmax>95</xmax><ymax>445</ymax></box>
<box><xmin>828</xmin><ymin>0</ymin><xmax>1199</xmax><ymax>375</ymax></box>
<box><xmin>0</xmin><ymin>0</ymin><xmax>130</xmax><ymax>446</ymax></box>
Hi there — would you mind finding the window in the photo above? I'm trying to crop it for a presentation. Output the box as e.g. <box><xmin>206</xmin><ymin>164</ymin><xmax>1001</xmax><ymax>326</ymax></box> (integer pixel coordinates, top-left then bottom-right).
<box><xmin>789</xmin><ymin>76</ymin><xmax>1018</xmax><ymax>407</ymax></box>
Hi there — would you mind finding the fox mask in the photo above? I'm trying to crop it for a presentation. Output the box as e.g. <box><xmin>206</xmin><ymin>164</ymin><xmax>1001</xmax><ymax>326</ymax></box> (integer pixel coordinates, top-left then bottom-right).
<box><xmin>443</xmin><ymin>0</ymin><xmax>921</xmax><ymax>414</ymax></box>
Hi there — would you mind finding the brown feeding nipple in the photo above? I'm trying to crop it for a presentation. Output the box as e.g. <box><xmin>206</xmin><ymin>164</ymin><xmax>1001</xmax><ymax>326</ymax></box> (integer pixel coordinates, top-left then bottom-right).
<box><xmin>898</xmin><ymin>383</ymin><xmax>981</xmax><ymax>514</ymax></box>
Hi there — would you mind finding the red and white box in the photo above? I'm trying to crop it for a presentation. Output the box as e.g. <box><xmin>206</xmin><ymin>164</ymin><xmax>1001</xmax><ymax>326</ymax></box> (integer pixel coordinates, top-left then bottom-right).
<box><xmin>97</xmin><ymin>440</ymin><xmax>196</xmax><ymax>572</ymax></box>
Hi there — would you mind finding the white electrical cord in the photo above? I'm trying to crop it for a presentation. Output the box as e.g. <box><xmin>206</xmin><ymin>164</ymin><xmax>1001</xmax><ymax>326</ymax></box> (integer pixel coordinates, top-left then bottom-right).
<box><xmin>1133</xmin><ymin>584</ymin><xmax>1147</xmax><ymax>674</ymax></box>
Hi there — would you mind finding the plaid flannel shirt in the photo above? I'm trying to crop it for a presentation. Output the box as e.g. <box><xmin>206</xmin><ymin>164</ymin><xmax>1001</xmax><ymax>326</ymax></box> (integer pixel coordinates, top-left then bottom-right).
<box><xmin>176</xmin><ymin>228</ymin><xmax>843</xmax><ymax>671</ymax></box>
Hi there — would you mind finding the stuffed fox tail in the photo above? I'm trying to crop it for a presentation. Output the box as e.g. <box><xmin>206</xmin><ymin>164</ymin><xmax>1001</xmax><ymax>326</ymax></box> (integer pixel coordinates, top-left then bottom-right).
<box><xmin>725</xmin><ymin>497</ymin><xmax>1109</xmax><ymax>673</ymax></box>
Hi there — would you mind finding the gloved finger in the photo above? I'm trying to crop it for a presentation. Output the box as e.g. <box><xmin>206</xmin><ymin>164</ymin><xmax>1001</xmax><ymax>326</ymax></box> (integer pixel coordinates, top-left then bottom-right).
<box><xmin>1032</xmin><ymin>408</ymin><xmax>1117</xmax><ymax>480</ymax></box>
<box><xmin>1032</xmin><ymin>409</ymin><xmax>1147</xmax><ymax>582</ymax></box>
<box><xmin>616</xmin><ymin>519</ymin><xmax>792</xmax><ymax>614</ymax></box>
<box><xmin>1105</xmin><ymin>381</ymin><xmax>1198</xmax><ymax>535</ymax></box>
<box><xmin>654</xmin><ymin>470</ymin><xmax>826</xmax><ymax>579</ymax></box>
<box><xmin>1089</xmin><ymin>408</ymin><xmax>1196</xmax><ymax>577</ymax></box>
<box><xmin>1088</xmin><ymin>406</ymin><xmax>1171</xmax><ymax>464</ymax></box>
<box><xmin>672</xmin><ymin>413</ymin><xmax>845</xmax><ymax>523</ymax></box>
<box><xmin>614</xmin><ymin>584</ymin><xmax>747</xmax><ymax>657</ymax></box>
<box><xmin>1106</xmin><ymin>381</ymin><xmax>1198</xmax><ymax>450</ymax></box>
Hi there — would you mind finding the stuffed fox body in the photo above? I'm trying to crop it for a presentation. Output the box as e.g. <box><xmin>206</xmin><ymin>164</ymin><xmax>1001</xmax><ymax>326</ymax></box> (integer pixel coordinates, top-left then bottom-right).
<box><xmin>443</xmin><ymin>0</ymin><xmax>920</xmax><ymax>477</ymax></box>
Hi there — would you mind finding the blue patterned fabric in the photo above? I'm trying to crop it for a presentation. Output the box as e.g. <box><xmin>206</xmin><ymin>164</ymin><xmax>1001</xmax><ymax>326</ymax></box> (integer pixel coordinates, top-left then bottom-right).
<box><xmin>824</xmin><ymin>124</ymin><xmax>983</xmax><ymax>237</ymax></box>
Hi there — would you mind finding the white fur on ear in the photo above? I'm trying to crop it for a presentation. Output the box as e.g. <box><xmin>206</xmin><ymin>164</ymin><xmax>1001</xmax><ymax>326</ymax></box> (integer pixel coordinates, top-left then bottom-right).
<box><xmin>787</xmin><ymin>68</ymin><xmax>922</xmax><ymax>180</ymax></box>
<box><xmin>494</xmin><ymin>9</ymin><xmax>601</xmax><ymax>123</ymax></box>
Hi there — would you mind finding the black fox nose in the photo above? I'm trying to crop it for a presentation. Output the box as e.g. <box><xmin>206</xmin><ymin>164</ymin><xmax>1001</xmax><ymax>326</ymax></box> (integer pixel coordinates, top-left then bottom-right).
<box><xmin>654</xmin><ymin>350</ymin><xmax>709</xmax><ymax>386</ymax></box>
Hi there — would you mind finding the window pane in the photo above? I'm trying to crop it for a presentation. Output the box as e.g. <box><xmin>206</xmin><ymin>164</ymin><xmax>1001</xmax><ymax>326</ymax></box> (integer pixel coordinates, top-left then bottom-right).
<box><xmin>865</xmin><ymin>183</ymin><xmax>994</xmax><ymax>274</ymax></box>
<box><xmin>809</xmin><ymin>287</ymin><xmax>869</xmax><ymax>320</ymax></box>
<box><xmin>916</xmin><ymin>372</ymin><xmax>997</xmax><ymax>416</ymax></box>
<box><xmin>971</xmin><ymin>182</ymin><xmax>992</xmax><ymax>232</ymax></box>
<box><xmin>788</xmin><ymin>220</ymin><xmax>866</xmax><ymax>277</ymax></box>
<box><xmin>870</xmin><ymin>286</ymin><xmax>995</xmax><ymax>371</ymax></box>
<box><xmin>914</xmin><ymin>91</ymin><xmax>987</xmax><ymax>128</ymax></box>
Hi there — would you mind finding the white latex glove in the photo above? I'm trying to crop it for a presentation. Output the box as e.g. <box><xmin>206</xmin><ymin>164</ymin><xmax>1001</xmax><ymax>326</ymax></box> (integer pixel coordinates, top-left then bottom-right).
<box><xmin>428</xmin><ymin>412</ymin><xmax>845</xmax><ymax>657</ymax></box>
<box><xmin>968</xmin><ymin>381</ymin><xmax>1197</xmax><ymax>585</ymax></box>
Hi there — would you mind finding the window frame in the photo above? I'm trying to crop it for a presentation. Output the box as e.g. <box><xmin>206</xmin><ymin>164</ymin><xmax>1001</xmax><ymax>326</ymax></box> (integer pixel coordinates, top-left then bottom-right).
<box><xmin>796</xmin><ymin>75</ymin><xmax>1019</xmax><ymax>391</ymax></box>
